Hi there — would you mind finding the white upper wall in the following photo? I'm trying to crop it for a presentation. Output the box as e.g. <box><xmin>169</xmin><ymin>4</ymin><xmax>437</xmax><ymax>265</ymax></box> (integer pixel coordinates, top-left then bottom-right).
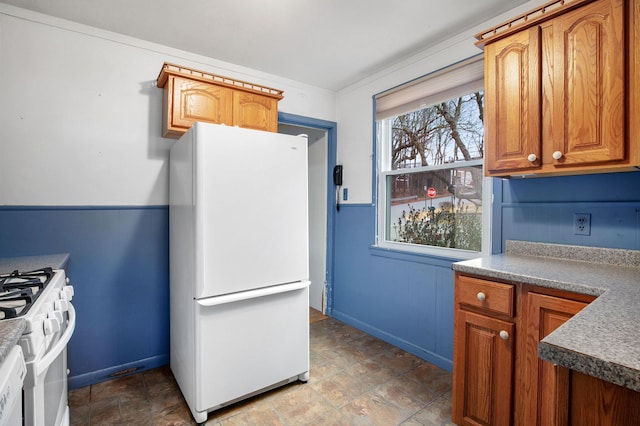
<box><xmin>0</xmin><ymin>4</ymin><xmax>335</xmax><ymax>206</ymax></box>
<box><xmin>335</xmin><ymin>0</ymin><xmax>547</xmax><ymax>205</ymax></box>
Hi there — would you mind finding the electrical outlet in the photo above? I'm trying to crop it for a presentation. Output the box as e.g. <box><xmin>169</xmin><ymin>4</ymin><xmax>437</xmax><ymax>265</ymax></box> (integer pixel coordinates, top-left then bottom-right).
<box><xmin>573</xmin><ymin>213</ymin><xmax>591</xmax><ymax>235</ymax></box>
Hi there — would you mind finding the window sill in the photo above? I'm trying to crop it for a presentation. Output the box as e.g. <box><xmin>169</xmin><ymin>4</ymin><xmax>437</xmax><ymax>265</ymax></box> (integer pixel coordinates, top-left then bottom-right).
<box><xmin>369</xmin><ymin>244</ymin><xmax>479</xmax><ymax>268</ymax></box>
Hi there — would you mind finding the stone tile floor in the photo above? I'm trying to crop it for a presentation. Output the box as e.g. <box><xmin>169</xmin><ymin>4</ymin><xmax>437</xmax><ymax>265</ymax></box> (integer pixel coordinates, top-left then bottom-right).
<box><xmin>69</xmin><ymin>312</ymin><xmax>453</xmax><ymax>425</ymax></box>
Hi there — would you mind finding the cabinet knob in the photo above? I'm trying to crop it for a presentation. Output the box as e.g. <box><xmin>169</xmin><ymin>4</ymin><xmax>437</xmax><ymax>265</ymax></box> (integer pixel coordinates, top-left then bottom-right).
<box><xmin>477</xmin><ymin>292</ymin><xmax>486</xmax><ymax>301</ymax></box>
<box><xmin>552</xmin><ymin>151</ymin><xmax>563</xmax><ymax>160</ymax></box>
<box><xmin>527</xmin><ymin>153</ymin><xmax>537</xmax><ymax>162</ymax></box>
<box><xmin>499</xmin><ymin>330</ymin><xmax>509</xmax><ymax>340</ymax></box>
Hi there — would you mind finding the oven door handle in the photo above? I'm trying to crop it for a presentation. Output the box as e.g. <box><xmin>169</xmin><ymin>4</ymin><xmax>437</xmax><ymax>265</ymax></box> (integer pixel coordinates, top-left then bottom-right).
<box><xmin>36</xmin><ymin>302</ymin><xmax>76</xmax><ymax>377</ymax></box>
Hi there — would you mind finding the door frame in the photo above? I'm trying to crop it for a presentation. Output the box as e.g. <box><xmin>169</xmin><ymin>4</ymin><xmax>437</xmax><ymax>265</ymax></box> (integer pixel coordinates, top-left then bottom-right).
<box><xmin>278</xmin><ymin>112</ymin><xmax>337</xmax><ymax>315</ymax></box>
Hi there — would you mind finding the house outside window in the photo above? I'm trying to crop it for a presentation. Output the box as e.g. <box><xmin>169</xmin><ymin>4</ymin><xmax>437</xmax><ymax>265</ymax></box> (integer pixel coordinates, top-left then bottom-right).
<box><xmin>375</xmin><ymin>56</ymin><xmax>491</xmax><ymax>258</ymax></box>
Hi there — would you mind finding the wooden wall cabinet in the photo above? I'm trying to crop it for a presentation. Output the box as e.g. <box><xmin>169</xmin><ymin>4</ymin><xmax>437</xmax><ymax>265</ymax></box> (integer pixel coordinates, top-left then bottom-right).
<box><xmin>478</xmin><ymin>0</ymin><xmax>639</xmax><ymax>177</ymax></box>
<box><xmin>164</xmin><ymin>75</ymin><xmax>233</xmax><ymax>137</ymax></box>
<box><xmin>231</xmin><ymin>91</ymin><xmax>279</xmax><ymax>133</ymax></box>
<box><xmin>157</xmin><ymin>63</ymin><xmax>283</xmax><ymax>139</ymax></box>
<box><xmin>484</xmin><ymin>27</ymin><xmax>541</xmax><ymax>173</ymax></box>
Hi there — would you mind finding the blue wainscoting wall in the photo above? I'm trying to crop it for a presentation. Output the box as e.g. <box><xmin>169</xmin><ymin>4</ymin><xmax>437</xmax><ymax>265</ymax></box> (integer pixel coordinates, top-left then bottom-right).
<box><xmin>0</xmin><ymin>206</ymin><xmax>169</xmax><ymax>389</ymax></box>
<box><xmin>330</xmin><ymin>204</ymin><xmax>456</xmax><ymax>372</ymax></box>
<box><xmin>496</xmin><ymin>172</ymin><xmax>640</xmax><ymax>251</ymax></box>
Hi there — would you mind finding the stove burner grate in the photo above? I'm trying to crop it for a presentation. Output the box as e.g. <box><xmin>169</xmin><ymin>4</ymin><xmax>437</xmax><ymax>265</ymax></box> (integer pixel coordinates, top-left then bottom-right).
<box><xmin>0</xmin><ymin>267</ymin><xmax>54</xmax><ymax>319</ymax></box>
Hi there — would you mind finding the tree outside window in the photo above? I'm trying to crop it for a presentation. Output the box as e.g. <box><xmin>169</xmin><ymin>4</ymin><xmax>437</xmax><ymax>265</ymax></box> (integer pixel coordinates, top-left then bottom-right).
<box><xmin>379</xmin><ymin>91</ymin><xmax>485</xmax><ymax>252</ymax></box>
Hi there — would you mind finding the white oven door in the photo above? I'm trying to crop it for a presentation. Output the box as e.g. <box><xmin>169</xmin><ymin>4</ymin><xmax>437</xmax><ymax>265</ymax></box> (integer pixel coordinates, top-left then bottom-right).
<box><xmin>23</xmin><ymin>303</ymin><xmax>76</xmax><ymax>426</ymax></box>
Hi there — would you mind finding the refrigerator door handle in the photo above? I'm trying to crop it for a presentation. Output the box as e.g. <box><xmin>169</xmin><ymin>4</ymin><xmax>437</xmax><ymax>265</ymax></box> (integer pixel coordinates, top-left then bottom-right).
<box><xmin>197</xmin><ymin>280</ymin><xmax>311</xmax><ymax>307</ymax></box>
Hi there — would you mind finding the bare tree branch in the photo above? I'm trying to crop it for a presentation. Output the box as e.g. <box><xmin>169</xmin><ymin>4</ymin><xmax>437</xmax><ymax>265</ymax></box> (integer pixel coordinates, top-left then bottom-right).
<box><xmin>435</xmin><ymin>100</ymin><xmax>473</xmax><ymax>161</ymax></box>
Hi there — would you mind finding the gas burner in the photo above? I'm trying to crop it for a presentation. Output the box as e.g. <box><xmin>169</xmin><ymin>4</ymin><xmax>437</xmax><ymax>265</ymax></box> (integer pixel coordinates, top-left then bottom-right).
<box><xmin>0</xmin><ymin>268</ymin><xmax>53</xmax><ymax>319</ymax></box>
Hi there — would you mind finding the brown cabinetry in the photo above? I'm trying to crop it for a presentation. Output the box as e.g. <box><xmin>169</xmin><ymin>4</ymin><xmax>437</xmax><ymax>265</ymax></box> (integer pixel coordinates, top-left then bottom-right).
<box><xmin>478</xmin><ymin>0</ymin><xmax>639</xmax><ymax>176</ymax></box>
<box><xmin>231</xmin><ymin>91</ymin><xmax>279</xmax><ymax>132</ymax></box>
<box><xmin>157</xmin><ymin>63</ymin><xmax>283</xmax><ymax>138</ymax></box>
<box><xmin>484</xmin><ymin>27</ymin><xmax>541</xmax><ymax>173</ymax></box>
<box><xmin>165</xmin><ymin>75</ymin><xmax>233</xmax><ymax>135</ymax></box>
<box><xmin>453</xmin><ymin>273</ymin><xmax>640</xmax><ymax>425</ymax></box>
<box><xmin>452</xmin><ymin>275</ymin><xmax>515</xmax><ymax>425</ymax></box>
<box><xmin>569</xmin><ymin>370</ymin><xmax>640</xmax><ymax>425</ymax></box>
<box><xmin>519</xmin><ymin>291</ymin><xmax>589</xmax><ymax>425</ymax></box>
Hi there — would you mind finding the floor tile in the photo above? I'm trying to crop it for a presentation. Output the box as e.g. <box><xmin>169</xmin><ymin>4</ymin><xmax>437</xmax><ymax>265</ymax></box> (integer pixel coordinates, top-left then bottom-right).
<box><xmin>69</xmin><ymin>311</ymin><xmax>453</xmax><ymax>425</ymax></box>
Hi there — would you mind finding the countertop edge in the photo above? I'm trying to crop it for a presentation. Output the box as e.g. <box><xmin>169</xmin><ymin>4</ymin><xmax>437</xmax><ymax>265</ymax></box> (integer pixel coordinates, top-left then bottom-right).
<box><xmin>538</xmin><ymin>341</ymin><xmax>640</xmax><ymax>392</ymax></box>
<box><xmin>0</xmin><ymin>253</ymin><xmax>70</xmax><ymax>274</ymax></box>
<box><xmin>451</xmin><ymin>262</ymin><xmax>606</xmax><ymax>297</ymax></box>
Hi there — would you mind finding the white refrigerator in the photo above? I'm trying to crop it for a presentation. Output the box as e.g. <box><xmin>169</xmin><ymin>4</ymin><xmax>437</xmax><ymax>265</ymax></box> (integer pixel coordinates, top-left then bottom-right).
<box><xmin>169</xmin><ymin>122</ymin><xmax>310</xmax><ymax>424</ymax></box>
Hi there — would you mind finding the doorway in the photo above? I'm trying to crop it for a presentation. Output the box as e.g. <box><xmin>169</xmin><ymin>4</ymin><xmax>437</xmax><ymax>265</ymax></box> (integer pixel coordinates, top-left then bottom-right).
<box><xmin>278</xmin><ymin>113</ymin><xmax>337</xmax><ymax>315</ymax></box>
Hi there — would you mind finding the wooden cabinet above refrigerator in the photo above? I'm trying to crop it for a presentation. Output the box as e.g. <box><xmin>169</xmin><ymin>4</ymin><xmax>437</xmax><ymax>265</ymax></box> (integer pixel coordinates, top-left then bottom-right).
<box><xmin>156</xmin><ymin>63</ymin><xmax>284</xmax><ymax>138</ymax></box>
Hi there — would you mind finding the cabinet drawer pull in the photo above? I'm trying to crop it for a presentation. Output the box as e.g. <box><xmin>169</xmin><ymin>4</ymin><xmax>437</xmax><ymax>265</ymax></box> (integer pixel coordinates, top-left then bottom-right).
<box><xmin>527</xmin><ymin>153</ymin><xmax>537</xmax><ymax>162</ymax></box>
<box><xmin>477</xmin><ymin>292</ymin><xmax>486</xmax><ymax>301</ymax></box>
<box><xmin>552</xmin><ymin>151</ymin><xmax>563</xmax><ymax>160</ymax></box>
<box><xmin>499</xmin><ymin>330</ymin><xmax>509</xmax><ymax>340</ymax></box>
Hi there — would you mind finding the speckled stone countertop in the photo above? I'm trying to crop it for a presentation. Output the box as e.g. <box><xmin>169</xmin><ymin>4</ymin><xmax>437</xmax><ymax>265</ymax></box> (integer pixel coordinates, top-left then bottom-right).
<box><xmin>452</xmin><ymin>241</ymin><xmax>640</xmax><ymax>392</ymax></box>
<box><xmin>0</xmin><ymin>320</ymin><xmax>26</xmax><ymax>365</ymax></box>
<box><xmin>0</xmin><ymin>253</ymin><xmax>69</xmax><ymax>274</ymax></box>
<box><xmin>0</xmin><ymin>253</ymin><xmax>70</xmax><ymax>364</ymax></box>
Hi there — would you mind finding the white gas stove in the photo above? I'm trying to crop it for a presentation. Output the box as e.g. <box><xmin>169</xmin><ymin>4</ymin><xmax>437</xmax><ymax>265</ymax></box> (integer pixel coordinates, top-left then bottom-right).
<box><xmin>0</xmin><ymin>267</ymin><xmax>76</xmax><ymax>426</ymax></box>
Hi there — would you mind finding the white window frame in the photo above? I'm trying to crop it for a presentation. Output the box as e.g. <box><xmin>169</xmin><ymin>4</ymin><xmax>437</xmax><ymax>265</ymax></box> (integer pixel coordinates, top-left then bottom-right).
<box><xmin>374</xmin><ymin>56</ymin><xmax>492</xmax><ymax>260</ymax></box>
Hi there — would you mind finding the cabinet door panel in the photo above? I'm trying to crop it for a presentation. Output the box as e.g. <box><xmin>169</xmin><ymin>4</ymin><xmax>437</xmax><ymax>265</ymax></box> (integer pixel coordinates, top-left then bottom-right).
<box><xmin>453</xmin><ymin>310</ymin><xmax>514</xmax><ymax>426</ymax></box>
<box><xmin>485</xmin><ymin>27</ymin><xmax>541</xmax><ymax>173</ymax></box>
<box><xmin>525</xmin><ymin>292</ymin><xmax>588</xmax><ymax>426</ymax></box>
<box><xmin>553</xmin><ymin>0</ymin><xmax>625</xmax><ymax>165</ymax></box>
<box><xmin>232</xmin><ymin>92</ymin><xmax>278</xmax><ymax>132</ymax></box>
<box><xmin>171</xmin><ymin>76</ymin><xmax>233</xmax><ymax>129</ymax></box>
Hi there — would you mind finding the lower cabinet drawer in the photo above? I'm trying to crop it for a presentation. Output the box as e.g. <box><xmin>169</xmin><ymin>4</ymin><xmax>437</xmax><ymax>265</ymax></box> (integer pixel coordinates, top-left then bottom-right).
<box><xmin>456</xmin><ymin>275</ymin><xmax>514</xmax><ymax>317</ymax></box>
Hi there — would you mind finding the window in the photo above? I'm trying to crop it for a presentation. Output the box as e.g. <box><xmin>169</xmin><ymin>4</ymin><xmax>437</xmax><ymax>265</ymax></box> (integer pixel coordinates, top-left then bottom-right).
<box><xmin>375</xmin><ymin>57</ymin><xmax>490</xmax><ymax>258</ymax></box>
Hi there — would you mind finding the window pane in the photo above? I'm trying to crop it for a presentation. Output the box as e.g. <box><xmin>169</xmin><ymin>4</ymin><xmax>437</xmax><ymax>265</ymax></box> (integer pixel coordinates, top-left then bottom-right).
<box><xmin>386</xmin><ymin>165</ymin><xmax>483</xmax><ymax>251</ymax></box>
<box><xmin>390</xmin><ymin>92</ymin><xmax>484</xmax><ymax>170</ymax></box>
